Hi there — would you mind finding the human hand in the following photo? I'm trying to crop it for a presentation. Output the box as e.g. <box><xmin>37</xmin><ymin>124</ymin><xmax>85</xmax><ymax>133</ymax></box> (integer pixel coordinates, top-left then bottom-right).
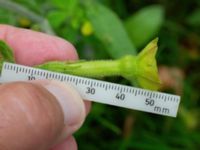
<box><xmin>0</xmin><ymin>25</ymin><xmax>91</xmax><ymax>150</ymax></box>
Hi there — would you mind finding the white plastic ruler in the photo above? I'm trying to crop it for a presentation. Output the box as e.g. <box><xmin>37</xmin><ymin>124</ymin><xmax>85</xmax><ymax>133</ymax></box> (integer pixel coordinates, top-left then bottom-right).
<box><xmin>0</xmin><ymin>62</ymin><xmax>181</xmax><ymax>117</ymax></box>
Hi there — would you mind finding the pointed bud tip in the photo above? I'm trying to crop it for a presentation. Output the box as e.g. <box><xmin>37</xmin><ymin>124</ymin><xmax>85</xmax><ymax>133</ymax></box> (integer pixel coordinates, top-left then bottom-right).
<box><xmin>152</xmin><ymin>37</ymin><xmax>159</xmax><ymax>44</ymax></box>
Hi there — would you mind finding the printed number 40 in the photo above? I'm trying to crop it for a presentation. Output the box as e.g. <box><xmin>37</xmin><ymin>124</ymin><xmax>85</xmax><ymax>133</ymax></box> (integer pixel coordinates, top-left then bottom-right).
<box><xmin>116</xmin><ymin>93</ymin><xmax>125</xmax><ymax>100</ymax></box>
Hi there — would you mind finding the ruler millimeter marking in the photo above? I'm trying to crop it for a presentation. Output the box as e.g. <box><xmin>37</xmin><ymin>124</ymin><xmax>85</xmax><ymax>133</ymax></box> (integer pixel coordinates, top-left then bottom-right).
<box><xmin>0</xmin><ymin>62</ymin><xmax>181</xmax><ymax>117</ymax></box>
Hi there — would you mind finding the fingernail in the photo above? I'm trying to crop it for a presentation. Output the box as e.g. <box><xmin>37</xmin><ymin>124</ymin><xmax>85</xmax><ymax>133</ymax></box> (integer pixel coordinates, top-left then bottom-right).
<box><xmin>42</xmin><ymin>80</ymin><xmax>85</xmax><ymax>126</ymax></box>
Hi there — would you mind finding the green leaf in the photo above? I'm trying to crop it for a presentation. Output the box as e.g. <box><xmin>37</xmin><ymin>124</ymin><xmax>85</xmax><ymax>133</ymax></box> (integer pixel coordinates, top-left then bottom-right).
<box><xmin>49</xmin><ymin>0</ymin><xmax>80</xmax><ymax>30</ymax></box>
<box><xmin>51</xmin><ymin>0</ymin><xmax>78</xmax><ymax>14</ymax></box>
<box><xmin>186</xmin><ymin>9</ymin><xmax>200</xmax><ymax>26</ymax></box>
<box><xmin>0</xmin><ymin>40</ymin><xmax>15</xmax><ymax>72</ymax></box>
<box><xmin>97</xmin><ymin>117</ymin><xmax>121</xmax><ymax>134</ymax></box>
<box><xmin>85</xmin><ymin>2</ymin><xmax>136</xmax><ymax>58</ymax></box>
<box><xmin>125</xmin><ymin>5</ymin><xmax>164</xmax><ymax>48</ymax></box>
<box><xmin>0</xmin><ymin>40</ymin><xmax>15</xmax><ymax>63</ymax></box>
<box><xmin>47</xmin><ymin>11</ymin><xmax>68</xmax><ymax>28</ymax></box>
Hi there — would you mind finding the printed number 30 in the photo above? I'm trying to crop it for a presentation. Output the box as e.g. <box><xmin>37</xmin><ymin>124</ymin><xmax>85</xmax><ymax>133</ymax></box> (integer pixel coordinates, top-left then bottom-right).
<box><xmin>86</xmin><ymin>87</ymin><xmax>95</xmax><ymax>95</ymax></box>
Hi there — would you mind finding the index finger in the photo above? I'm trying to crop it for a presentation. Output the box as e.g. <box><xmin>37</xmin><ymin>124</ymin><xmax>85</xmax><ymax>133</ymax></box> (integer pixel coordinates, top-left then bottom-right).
<box><xmin>0</xmin><ymin>25</ymin><xmax>78</xmax><ymax>66</ymax></box>
<box><xmin>0</xmin><ymin>24</ymin><xmax>91</xmax><ymax>115</ymax></box>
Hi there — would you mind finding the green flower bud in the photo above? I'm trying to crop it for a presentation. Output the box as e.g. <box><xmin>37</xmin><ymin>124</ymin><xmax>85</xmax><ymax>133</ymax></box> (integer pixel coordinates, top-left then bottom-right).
<box><xmin>0</xmin><ymin>38</ymin><xmax>161</xmax><ymax>90</ymax></box>
<box><xmin>120</xmin><ymin>38</ymin><xmax>161</xmax><ymax>90</ymax></box>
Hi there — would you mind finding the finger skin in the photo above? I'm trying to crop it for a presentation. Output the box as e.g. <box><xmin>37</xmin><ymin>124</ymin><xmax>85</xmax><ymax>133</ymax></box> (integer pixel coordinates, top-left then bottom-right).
<box><xmin>0</xmin><ymin>25</ymin><xmax>91</xmax><ymax>149</ymax></box>
<box><xmin>51</xmin><ymin>136</ymin><xmax>77</xmax><ymax>150</ymax></box>
<box><xmin>0</xmin><ymin>82</ymin><xmax>64</xmax><ymax>150</ymax></box>
<box><xmin>0</xmin><ymin>24</ymin><xmax>91</xmax><ymax>114</ymax></box>
<box><xmin>33</xmin><ymin>80</ymin><xmax>86</xmax><ymax>140</ymax></box>
<box><xmin>0</xmin><ymin>24</ymin><xmax>78</xmax><ymax>65</ymax></box>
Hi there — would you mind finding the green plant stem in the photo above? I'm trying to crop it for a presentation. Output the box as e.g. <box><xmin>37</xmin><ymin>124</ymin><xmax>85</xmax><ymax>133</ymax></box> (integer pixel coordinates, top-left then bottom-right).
<box><xmin>0</xmin><ymin>0</ymin><xmax>55</xmax><ymax>35</ymax></box>
<box><xmin>36</xmin><ymin>60</ymin><xmax>122</xmax><ymax>78</ymax></box>
<box><xmin>0</xmin><ymin>60</ymin><xmax>3</xmax><ymax>72</ymax></box>
<box><xmin>0</xmin><ymin>38</ymin><xmax>161</xmax><ymax>90</ymax></box>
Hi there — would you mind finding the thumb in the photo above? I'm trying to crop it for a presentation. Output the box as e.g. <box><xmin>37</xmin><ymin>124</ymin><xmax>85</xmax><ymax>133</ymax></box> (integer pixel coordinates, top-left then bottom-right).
<box><xmin>0</xmin><ymin>80</ymin><xmax>85</xmax><ymax>150</ymax></box>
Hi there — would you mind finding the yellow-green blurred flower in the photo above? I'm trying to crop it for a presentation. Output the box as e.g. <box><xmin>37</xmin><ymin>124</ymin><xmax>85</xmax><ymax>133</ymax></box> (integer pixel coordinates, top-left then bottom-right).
<box><xmin>18</xmin><ymin>17</ymin><xmax>31</xmax><ymax>27</ymax></box>
<box><xmin>81</xmin><ymin>21</ymin><xmax>93</xmax><ymax>36</ymax></box>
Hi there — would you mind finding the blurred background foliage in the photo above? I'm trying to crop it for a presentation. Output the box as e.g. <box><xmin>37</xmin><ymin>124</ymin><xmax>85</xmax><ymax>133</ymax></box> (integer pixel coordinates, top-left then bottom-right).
<box><xmin>0</xmin><ymin>0</ymin><xmax>200</xmax><ymax>149</ymax></box>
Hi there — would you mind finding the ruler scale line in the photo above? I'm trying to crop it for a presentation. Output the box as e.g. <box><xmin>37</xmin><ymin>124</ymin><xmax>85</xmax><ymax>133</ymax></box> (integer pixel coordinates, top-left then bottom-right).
<box><xmin>0</xmin><ymin>62</ymin><xmax>181</xmax><ymax>117</ymax></box>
